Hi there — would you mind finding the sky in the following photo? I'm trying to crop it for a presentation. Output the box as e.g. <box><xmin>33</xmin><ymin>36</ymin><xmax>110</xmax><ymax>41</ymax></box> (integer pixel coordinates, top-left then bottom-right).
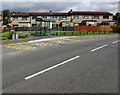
<box><xmin>1</xmin><ymin>0</ymin><xmax>120</xmax><ymax>14</ymax></box>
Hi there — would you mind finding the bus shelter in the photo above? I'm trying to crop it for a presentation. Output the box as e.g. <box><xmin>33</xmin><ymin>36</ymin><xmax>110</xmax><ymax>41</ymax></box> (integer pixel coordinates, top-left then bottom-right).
<box><xmin>35</xmin><ymin>18</ymin><xmax>56</xmax><ymax>36</ymax></box>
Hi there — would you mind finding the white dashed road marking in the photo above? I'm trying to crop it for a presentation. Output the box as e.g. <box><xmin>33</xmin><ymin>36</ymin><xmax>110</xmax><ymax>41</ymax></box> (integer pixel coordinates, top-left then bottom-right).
<box><xmin>25</xmin><ymin>56</ymin><xmax>80</xmax><ymax>80</ymax></box>
<box><xmin>112</xmin><ymin>40</ymin><xmax>120</xmax><ymax>44</ymax></box>
<box><xmin>91</xmin><ymin>44</ymin><xmax>108</xmax><ymax>52</ymax></box>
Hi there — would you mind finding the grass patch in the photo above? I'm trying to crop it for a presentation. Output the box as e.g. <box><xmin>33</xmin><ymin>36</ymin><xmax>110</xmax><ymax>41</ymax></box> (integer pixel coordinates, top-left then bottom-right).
<box><xmin>19</xmin><ymin>35</ymin><xmax>29</xmax><ymax>38</ymax></box>
<box><xmin>34</xmin><ymin>31</ymin><xmax>119</xmax><ymax>36</ymax></box>
<box><xmin>0</xmin><ymin>37</ymin><xmax>9</xmax><ymax>40</ymax></box>
<box><xmin>0</xmin><ymin>31</ymin><xmax>119</xmax><ymax>40</ymax></box>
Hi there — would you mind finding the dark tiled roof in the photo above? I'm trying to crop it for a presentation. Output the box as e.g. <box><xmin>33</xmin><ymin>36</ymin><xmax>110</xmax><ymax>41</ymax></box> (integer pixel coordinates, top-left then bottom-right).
<box><xmin>30</xmin><ymin>13</ymin><xmax>51</xmax><ymax>16</ymax></box>
<box><xmin>11</xmin><ymin>13</ymin><xmax>30</xmax><ymax>16</ymax></box>
<box><xmin>11</xmin><ymin>13</ymin><xmax>69</xmax><ymax>16</ymax></box>
<box><xmin>71</xmin><ymin>11</ymin><xmax>113</xmax><ymax>15</ymax></box>
<box><xmin>30</xmin><ymin>12</ymin><xmax>69</xmax><ymax>16</ymax></box>
<box><xmin>11</xmin><ymin>11</ymin><xmax>113</xmax><ymax>17</ymax></box>
<box><xmin>82</xmin><ymin>20</ymin><xmax>97</xmax><ymax>22</ymax></box>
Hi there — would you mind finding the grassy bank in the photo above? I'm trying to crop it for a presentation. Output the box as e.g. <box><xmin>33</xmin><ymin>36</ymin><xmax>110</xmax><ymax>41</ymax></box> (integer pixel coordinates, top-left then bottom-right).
<box><xmin>0</xmin><ymin>32</ymin><xmax>30</xmax><ymax>41</ymax></box>
<box><xmin>26</xmin><ymin>31</ymin><xmax>119</xmax><ymax>36</ymax></box>
<box><xmin>50</xmin><ymin>31</ymin><xmax>119</xmax><ymax>35</ymax></box>
<box><xmin>0</xmin><ymin>31</ymin><xmax>119</xmax><ymax>40</ymax></box>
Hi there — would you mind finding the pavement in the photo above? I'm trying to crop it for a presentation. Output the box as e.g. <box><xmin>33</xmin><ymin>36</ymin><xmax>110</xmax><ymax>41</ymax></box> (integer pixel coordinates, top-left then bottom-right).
<box><xmin>1</xmin><ymin>34</ymin><xmax>119</xmax><ymax>93</ymax></box>
<box><xmin>1</xmin><ymin>36</ymin><xmax>58</xmax><ymax>45</ymax></box>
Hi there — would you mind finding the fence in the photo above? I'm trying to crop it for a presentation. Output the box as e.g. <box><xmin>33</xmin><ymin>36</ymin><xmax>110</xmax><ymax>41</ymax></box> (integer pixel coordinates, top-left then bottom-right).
<box><xmin>75</xmin><ymin>25</ymin><xmax>120</xmax><ymax>32</ymax></box>
<box><xmin>3</xmin><ymin>27</ymin><xmax>75</xmax><ymax>32</ymax></box>
<box><xmin>3</xmin><ymin>26</ymin><xmax>120</xmax><ymax>32</ymax></box>
<box><xmin>0</xmin><ymin>26</ymin><xmax>2</xmax><ymax>32</ymax></box>
<box><xmin>75</xmin><ymin>26</ymin><xmax>100</xmax><ymax>31</ymax></box>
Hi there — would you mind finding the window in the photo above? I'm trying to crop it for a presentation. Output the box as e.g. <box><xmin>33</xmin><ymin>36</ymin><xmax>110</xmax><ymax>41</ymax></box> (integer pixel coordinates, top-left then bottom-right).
<box><xmin>13</xmin><ymin>17</ymin><xmax>18</xmax><ymax>20</ymax></box>
<box><xmin>83</xmin><ymin>15</ymin><xmax>89</xmax><ymax>19</ymax></box>
<box><xmin>74</xmin><ymin>23</ymin><xmax>79</xmax><ymax>26</ymax></box>
<box><xmin>42</xmin><ymin>16</ymin><xmax>47</xmax><ymax>19</ymax></box>
<box><xmin>61</xmin><ymin>16</ymin><xmax>67</xmax><ymax>20</ymax></box>
<box><xmin>32</xmin><ymin>24</ymin><xmax>37</xmax><ymax>27</ymax></box>
<box><xmin>93</xmin><ymin>15</ymin><xmax>99</xmax><ymax>19</ymax></box>
<box><xmin>103</xmin><ymin>22</ymin><xmax>109</xmax><ymax>25</ymax></box>
<box><xmin>59</xmin><ymin>17</ymin><xmax>62</xmax><ymax>20</ymax></box>
<box><xmin>13</xmin><ymin>25</ymin><xmax>18</xmax><ymax>27</ymax></box>
<box><xmin>52</xmin><ymin>16</ymin><xmax>57</xmax><ymax>20</ymax></box>
<box><xmin>73</xmin><ymin>15</ymin><xmax>79</xmax><ymax>19</ymax></box>
<box><xmin>22</xmin><ymin>17</ymin><xmax>28</xmax><ymax>20</ymax></box>
<box><xmin>32</xmin><ymin>16</ymin><xmax>37</xmax><ymax>19</ymax></box>
<box><xmin>103</xmin><ymin>16</ymin><xmax>109</xmax><ymax>19</ymax></box>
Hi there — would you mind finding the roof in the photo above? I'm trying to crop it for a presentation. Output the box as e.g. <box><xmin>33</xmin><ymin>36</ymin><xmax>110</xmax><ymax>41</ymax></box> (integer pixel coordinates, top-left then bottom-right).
<box><xmin>71</xmin><ymin>11</ymin><xmax>113</xmax><ymax>15</ymax></box>
<box><xmin>11</xmin><ymin>13</ymin><xmax>30</xmax><ymax>16</ymax></box>
<box><xmin>82</xmin><ymin>20</ymin><xmax>97</xmax><ymax>22</ymax></box>
<box><xmin>36</xmin><ymin>18</ymin><xmax>56</xmax><ymax>22</ymax></box>
<box><xmin>102</xmin><ymin>21</ymin><xmax>115</xmax><ymax>22</ymax></box>
<box><xmin>30</xmin><ymin>13</ymin><xmax>69</xmax><ymax>16</ymax></box>
<box><xmin>11</xmin><ymin>12</ymin><xmax>69</xmax><ymax>16</ymax></box>
<box><xmin>11</xmin><ymin>11</ymin><xmax>113</xmax><ymax>17</ymax></box>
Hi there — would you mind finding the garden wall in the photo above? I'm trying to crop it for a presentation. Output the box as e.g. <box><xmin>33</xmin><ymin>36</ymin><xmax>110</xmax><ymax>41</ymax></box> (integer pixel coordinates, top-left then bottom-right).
<box><xmin>75</xmin><ymin>25</ymin><xmax>120</xmax><ymax>32</ymax></box>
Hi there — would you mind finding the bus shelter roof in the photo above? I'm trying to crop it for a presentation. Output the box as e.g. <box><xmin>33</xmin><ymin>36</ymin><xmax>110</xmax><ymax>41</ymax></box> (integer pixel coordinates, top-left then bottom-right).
<box><xmin>36</xmin><ymin>18</ymin><xmax>56</xmax><ymax>22</ymax></box>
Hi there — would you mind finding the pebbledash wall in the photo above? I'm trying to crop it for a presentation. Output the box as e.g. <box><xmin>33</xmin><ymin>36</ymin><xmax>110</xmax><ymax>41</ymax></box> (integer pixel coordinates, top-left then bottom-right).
<box><xmin>10</xmin><ymin>10</ymin><xmax>115</xmax><ymax>27</ymax></box>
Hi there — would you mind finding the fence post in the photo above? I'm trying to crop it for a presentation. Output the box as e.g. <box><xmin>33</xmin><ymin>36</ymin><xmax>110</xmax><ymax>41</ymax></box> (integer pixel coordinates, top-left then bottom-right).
<box><xmin>8</xmin><ymin>27</ymin><xmax>11</xmax><ymax>39</ymax></box>
<box><xmin>87</xmin><ymin>31</ymin><xmax>88</xmax><ymax>34</ymax></box>
<box><xmin>40</xmin><ymin>31</ymin><xmax>42</xmax><ymax>36</ymax></box>
<box><xmin>56</xmin><ymin>32</ymin><xmax>58</xmax><ymax>36</ymax></box>
<box><xmin>79</xmin><ymin>31</ymin><xmax>81</xmax><ymax>35</ymax></box>
<box><xmin>63</xmin><ymin>27</ymin><xmax>64</xmax><ymax>31</ymax></box>
<box><xmin>99</xmin><ymin>31</ymin><xmax>100</xmax><ymax>34</ymax></box>
<box><xmin>64</xmin><ymin>32</ymin><xmax>65</xmax><ymax>36</ymax></box>
<box><xmin>104</xmin><ymin>31</ymin><xmax>105</xmax><ymax>34</ymax></box>
<box><xmin>72</xmin><ymin>32</ymin><xmax>73</xmax><ymax>36</ymax></box>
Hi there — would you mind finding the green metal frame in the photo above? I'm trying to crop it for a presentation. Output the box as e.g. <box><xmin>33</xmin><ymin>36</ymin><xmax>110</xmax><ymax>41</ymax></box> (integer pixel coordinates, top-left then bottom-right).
<box><xmin>35</xmin><ymin>18</ymin><xmax>56</xmax><ymax>36</ymax></box>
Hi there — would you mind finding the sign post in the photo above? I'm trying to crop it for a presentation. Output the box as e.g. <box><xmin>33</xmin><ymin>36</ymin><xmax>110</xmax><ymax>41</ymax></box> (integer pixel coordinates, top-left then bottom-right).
<box><xmin>57</xmin><ymin>21</ymin><xmax>61</xmax><ymax>36</ymax></box>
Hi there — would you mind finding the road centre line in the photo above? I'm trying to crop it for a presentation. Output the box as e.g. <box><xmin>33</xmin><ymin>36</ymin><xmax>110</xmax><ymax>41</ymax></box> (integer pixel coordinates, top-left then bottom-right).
<box><xmin>91</xmin><ymin>44</ymin><xmax>108</xmax><ymax>52</ymax></box>
<box><xmin>8</xmin><ymin>52</ymin><xmax>22</xmax><ymax>55</ymax></box>
<box><xmin>28</xmin><ymin>37</ymin><xmax>70</xmax><ymax>43</ymax></box>
<box><xmin>25</xmin><ymin>56</ymin><xmax>80</xmax><ymax>80</ymax></box>
<box><xmin>112</xmin><ymin>40</ymin><xmax>120</xmax><ymax>44</ymax></box>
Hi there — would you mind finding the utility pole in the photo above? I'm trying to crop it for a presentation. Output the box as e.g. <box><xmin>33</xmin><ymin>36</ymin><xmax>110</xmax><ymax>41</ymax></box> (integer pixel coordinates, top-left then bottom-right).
<box><xmin>57</xmin><ymin>21</ymin><xmax>60</xmax><ymax>36</ymax></box>
<box><xmin>58</xmin><ymin>23</ymin><xmax>59</xmax><ymax>36</ymax></box>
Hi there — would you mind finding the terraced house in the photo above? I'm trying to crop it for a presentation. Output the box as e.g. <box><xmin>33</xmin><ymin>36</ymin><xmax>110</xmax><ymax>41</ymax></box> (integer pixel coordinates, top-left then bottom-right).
<box><xmin>0</xmin><ymin>12</ymin><xmax>2</xmax><ymax>26</ymax></box>
<box><xmin>10</xmin><ymin>9</ymin><xmax>115</xmax><ymax>27</ymax></box>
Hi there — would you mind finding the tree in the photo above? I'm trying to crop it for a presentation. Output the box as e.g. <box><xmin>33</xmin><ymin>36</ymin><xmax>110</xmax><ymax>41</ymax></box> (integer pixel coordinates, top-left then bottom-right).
<box><xmin>114</xmin><ymin>12</ymin><xmax>120</xmax><ymax>25</ymax></box>
<box><xmin>2</xmin><ymin>9</ymin><xmax>11</xmax><ymax>25</ymax></box>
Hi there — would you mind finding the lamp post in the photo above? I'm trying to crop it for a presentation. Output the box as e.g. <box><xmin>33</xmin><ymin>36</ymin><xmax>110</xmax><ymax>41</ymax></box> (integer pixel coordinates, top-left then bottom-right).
<box><xmin>57</xmin><ymin>21</ymin><xmax>60</xmax><ymax>36</ymax></box>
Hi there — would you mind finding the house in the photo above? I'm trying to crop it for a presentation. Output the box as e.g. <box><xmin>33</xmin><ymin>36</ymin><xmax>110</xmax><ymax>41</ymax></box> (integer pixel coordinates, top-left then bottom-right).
<box><xmin>70</xmin><ymin>11</ymin><xmax>114</xmax><ymax>26</ymax></box>
<box><xmin>0</xmin><ymin>12</ymin><xmax>2</xmax><ymax>26</ymax></box>
<box><xmin>10</xmin><ymin>9</ymin><xmax>114</xmax><ymax>27</ymax></box>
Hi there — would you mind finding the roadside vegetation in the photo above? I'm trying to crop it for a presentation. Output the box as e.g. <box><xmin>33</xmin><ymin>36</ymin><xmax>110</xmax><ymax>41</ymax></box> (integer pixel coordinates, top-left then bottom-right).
<box><xmin>0</xmin><ymin>31</ymin><xmax>119</xmax><ymax>41</ymax></box>
<box><xmin>0</xmin><ymin>32</ymin><xmax>30</xmax><ymax>41</ymax></box>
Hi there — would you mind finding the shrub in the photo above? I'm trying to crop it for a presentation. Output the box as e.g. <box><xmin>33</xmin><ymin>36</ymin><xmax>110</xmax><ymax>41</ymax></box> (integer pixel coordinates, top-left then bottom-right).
<box><xmin>0</xmin><ymin>37</ymin><xmax>8</xmax><ymax>40</ymax></box>
<box><xmin>19</xmin><ymin>35</ymin><xmax>29</xmax><ymax>38</ymax></box>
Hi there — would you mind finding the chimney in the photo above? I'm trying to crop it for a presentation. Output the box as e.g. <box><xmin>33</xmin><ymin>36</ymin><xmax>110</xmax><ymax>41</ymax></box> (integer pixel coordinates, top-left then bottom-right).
<box><xmin>70</xmin><ymin>9</ymin><xmax>72</xmax><ymax>12</ymax></box>
<box><xmin>50</xmin><ymin>10</ymin><xmax>52</xmax><ymax>13</ymax></box>
<box><xmin>69</xmin><ymin>9</ymin><xmax>73</xmax><ymax>14</ymax></box>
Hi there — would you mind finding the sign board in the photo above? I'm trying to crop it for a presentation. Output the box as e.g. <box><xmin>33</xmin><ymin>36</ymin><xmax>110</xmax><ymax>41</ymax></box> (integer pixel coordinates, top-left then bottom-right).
<box><xmin>86</xmin><ymin>22</ymin><xmax>96</xmax><ymax>26</ymax></box>
<box><xmin>88</xmin><ymin>22</ymin><xmax>95</xmax><ymax>24</ymax></box>
<box><xmin>57</xmin><ymin>21</ymin><xmax>61</xmax><ymax>24</ymax></box>
<box><xmin>50</xmin><ymin>22</ymin><xmax>52</xmax><ymax>29</ymax></box>
<box><xmin>10</xmin><ymin>30</ymin><xmax>15</xmax><ymax>32</ymax></box>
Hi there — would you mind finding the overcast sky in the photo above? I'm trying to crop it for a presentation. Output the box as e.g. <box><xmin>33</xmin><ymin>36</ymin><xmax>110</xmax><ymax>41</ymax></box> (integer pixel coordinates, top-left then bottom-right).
<box><xmin>1</xmin><ymin>0</ymin><xmax>120</xmax><ymax>14</ymax></box>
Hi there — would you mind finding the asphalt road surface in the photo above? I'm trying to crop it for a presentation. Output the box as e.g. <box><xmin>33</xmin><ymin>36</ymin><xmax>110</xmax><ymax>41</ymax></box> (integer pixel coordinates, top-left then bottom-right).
<box><xmin>2</xmin><ymin>35</ymin><xmax>119</xmax><ymax>93</ymax></box>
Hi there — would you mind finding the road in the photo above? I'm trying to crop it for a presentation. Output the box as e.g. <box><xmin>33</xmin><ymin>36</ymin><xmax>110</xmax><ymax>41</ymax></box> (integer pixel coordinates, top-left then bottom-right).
<box><xmin>2</xmin><ymin>35</ymin><xmax>119</xmax><ymax>93</ymax></box>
